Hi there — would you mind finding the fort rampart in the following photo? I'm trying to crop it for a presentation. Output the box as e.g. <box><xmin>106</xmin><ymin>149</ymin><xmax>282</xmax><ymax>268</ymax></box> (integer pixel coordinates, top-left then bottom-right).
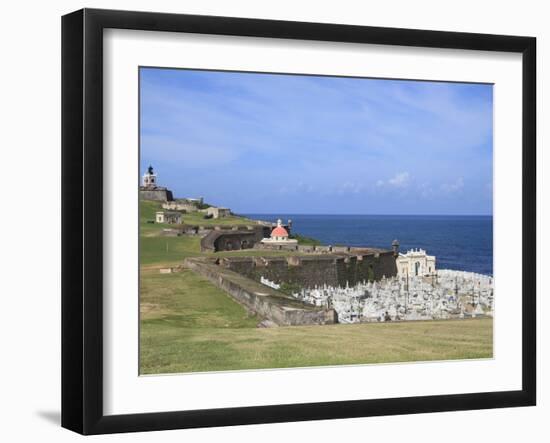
<box><xmin>219</xmin><ymin>250</ymin><xmax>397</xmax><ymax>288</ymax></box>
<box><xmin>139</xmin><ymin>188</ymin><xmax>173</xmax><ymax>201</ymax></box>
<box><xmin>184</xmin><ymin>258</ymin><xmax>337</xmax><ymax>326</ymax></box>
<box><xmin>200</xmin><ymin>226</ymin><xmax>271</xmax><ymax>252</ymax></box>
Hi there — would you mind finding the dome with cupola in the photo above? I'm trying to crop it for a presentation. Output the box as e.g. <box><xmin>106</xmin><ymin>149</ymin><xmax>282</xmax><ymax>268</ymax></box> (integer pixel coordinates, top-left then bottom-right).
<box><xmin>261</xmin><ymin>219</ymin><xmax>298</xmax><ymax>246</ymax></box>
<box><xmin>271</xmin><ymin>220</ymin><xmax>289</xmax><ymax>240</ymax></box>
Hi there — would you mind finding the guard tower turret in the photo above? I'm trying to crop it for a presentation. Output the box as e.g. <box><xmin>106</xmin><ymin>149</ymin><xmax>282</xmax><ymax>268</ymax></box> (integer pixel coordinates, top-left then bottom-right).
<box><xmin>392</xmin><ymin>239</ymin><xmax>400</xmax><ymax>257</ymax></box>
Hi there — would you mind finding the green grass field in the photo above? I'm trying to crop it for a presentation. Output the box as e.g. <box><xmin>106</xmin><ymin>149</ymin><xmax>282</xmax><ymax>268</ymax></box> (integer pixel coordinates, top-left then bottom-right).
<box><xmin>140</xmin><ymin>268</ymin><xmax>493</xmax><ymax>374</ymax></box>
<box><xmin>139</xmin><ymin>199</ymin><xmax>493</xmax><ymax>374</ymax></box>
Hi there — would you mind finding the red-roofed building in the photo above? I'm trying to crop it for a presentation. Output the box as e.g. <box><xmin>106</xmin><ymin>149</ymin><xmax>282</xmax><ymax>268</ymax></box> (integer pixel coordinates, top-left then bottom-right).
<box><xmin>261</xmin><ymin>219</ymin><xmax>298</xmax><ymax>245</ymax></box>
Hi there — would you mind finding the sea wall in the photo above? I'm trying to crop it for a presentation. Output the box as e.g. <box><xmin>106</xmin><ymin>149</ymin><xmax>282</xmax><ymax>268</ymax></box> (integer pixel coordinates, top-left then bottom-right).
<box><xmin>184</xmin><ymin>258</ymin><xmax>337</xmax><ymax>326</ymax></box>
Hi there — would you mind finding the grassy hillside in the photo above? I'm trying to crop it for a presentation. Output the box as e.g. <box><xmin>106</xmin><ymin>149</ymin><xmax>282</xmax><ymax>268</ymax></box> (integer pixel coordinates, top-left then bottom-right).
<box><xmin>140</xmin><ymin>236</ymin><xmax>203</xmax><ymax>265</ymax></box>
<box><xmin>140</xmin><ymin>267</ymin><xmax>493</xmax><ymax>374</ymax></box>
<box><xmin>140</xmin><ymin>199</ymin><xmax>256</xmax><ymax>228</ymax></box>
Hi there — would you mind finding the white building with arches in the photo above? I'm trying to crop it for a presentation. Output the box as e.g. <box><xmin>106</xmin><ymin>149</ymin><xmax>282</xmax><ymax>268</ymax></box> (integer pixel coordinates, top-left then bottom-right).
<box><xmin>396</xmin><ymin>248</ymin><xmax>436</xmax><ymax>277</ymax></box>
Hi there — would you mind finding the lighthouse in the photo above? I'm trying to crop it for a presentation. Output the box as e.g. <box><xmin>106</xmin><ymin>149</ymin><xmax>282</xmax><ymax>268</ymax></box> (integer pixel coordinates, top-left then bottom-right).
<box><xmin>140</xmin><ymin>165</ymin><xmax>174</xmax><ymax>201</ymax></box>
<box><xmin>142</xmin><ymin>165</ymin><xmax>157</xmax><ymax>188</ymax></box>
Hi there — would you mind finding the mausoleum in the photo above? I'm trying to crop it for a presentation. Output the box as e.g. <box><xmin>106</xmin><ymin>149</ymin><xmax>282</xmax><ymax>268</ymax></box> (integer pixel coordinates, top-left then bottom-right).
<box><xmin>396</xmin><ymin>248</ymin><xmax>436</xmax><ymax>277</ymax></box>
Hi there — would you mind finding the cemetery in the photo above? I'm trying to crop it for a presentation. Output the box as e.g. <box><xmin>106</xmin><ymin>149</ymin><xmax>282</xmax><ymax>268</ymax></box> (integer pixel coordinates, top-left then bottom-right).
<box><xmin>285</xmin><ymin>269</ymin><xmax>493</xmax><ymax>324</ymax></box>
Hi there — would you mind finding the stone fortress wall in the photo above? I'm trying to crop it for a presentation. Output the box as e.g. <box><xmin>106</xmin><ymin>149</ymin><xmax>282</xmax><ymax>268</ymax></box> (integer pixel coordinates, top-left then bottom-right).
<box><xmin>200</xmin><ymin>226</ymin><xmax>272</xmax><ymax>252</ymax></box>
<box><xmin>184</xmin><ymin>257</ymin><xmax>337</xmax><ymax>326</ymax></box>
<box><xmin>201</xmin><ymin>228</ymin><xmax>268</xmax><ymax>252</ymax></box>
<box><xmin>139</xmin><ymin>188</ymin><xmax>173</xmax><ymax>202</ymax></box>
<box><xmin>219</xmin><ymin>249</ymin><xmax>397</xmax><ymax>289</ymax></box>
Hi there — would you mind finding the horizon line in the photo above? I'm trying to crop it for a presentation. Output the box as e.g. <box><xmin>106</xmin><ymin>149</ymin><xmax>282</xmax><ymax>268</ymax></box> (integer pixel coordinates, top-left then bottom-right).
<box><xmin>238</xmin><ymin>212</ymin><xmax>493</xmax><ymax>217</ymax></box>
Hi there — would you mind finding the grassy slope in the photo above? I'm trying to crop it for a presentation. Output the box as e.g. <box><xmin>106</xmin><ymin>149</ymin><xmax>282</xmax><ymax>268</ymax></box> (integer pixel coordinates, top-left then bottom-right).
<box><xmin>140</xmin><ymin>268</ymin><xmax>493</xmax><ymax>374</ymax></box>
<box><xmin>139</xmin><ymin>199</ymin><xmax>493</xmax><ymax>374</ymax></box>
<box><xmin>141</xmin><ymin>199</ymin><xmax>256</xmax><ymax>227</ymax></box>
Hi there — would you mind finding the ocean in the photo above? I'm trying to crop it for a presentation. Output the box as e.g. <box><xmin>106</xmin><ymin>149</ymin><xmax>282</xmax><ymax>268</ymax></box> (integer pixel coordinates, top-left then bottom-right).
<box><xmin>245</xmin><ymin>214</ymin><xmax>493</xmax><ymax>276</ymax></box>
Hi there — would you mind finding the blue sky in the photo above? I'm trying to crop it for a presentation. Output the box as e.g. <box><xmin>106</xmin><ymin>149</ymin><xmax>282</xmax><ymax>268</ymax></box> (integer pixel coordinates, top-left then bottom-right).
<box><xmin>140</xmin><ymin>68</ymin><xmax>493</xmax><ymax>215</ymax></box>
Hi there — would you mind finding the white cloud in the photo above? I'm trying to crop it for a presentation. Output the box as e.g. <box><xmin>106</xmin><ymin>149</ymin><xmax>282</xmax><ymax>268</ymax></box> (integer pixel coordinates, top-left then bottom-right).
<box><xmin>441</xmin><ymin>177</ymin><xmax>464</xmax><ymax>193</ymax></box>
<box><xmin>375</xmin><ymin>172</ymin><xmax>411</xmax><ymax>193</ymax></box>
<box><xmin>387</xmin><ymin>172</ymin><xmax>410</xmax><ymax>188</ymax></box>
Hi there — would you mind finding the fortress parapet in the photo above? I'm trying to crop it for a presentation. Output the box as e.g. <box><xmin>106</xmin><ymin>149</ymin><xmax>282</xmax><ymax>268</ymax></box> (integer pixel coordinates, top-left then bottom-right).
<box><xmin>217</xmin><ymin>250</ymin><xmax>397</xmax><ymax>288</ymax></box>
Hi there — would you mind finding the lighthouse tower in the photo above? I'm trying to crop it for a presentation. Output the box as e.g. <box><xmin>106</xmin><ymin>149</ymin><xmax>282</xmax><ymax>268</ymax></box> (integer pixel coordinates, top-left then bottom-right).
<box><xmin>142</xmin><ymin>165</ymin><xmax>157</xmax><ymax>189</ymax></box>
<box><xmin>140</xmin><ymin>165</ymin><xmax>174</xmax><ymax>201</ymax></box>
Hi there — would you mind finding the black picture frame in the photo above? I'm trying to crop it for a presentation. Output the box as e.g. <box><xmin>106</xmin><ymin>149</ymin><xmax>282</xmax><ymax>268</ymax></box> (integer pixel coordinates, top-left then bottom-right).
<box><xmin>61</xmin><ymin>8</ymin><xmax>536</xmax><ymax>435</ymax></box>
